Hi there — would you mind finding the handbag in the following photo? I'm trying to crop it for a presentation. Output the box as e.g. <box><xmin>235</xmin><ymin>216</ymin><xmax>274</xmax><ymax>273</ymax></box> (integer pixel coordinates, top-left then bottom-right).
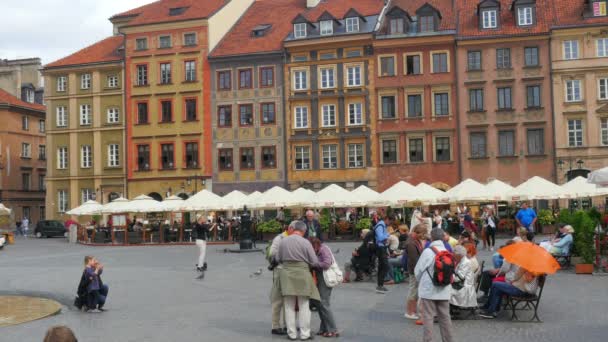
<box><xmin>451</xmin><ymin>273</ymin><xmax>465</xmax><ymax>290</ymax></box>
<box><xmin>323</xmin><ymin>252</ymin><xmax>343</xmax><ymax>288</ymax></box>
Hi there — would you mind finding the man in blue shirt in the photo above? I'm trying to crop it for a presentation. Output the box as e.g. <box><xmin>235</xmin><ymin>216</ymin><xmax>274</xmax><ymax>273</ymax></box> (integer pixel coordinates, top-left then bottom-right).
<box><xmin>373</xmin><ymin>212</ymin><xmax>391</xmax><ymax>294</ymax></box>
<box><xmin>515</xmin><ymin>202</ymin><xmax>537</xmax><ymax>233</ymax></box>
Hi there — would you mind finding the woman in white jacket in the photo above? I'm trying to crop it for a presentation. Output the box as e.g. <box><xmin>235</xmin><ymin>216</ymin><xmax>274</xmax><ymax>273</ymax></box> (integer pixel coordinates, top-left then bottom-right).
<box><xmin>450</xmin><ymin>245</ymin><xmax>477</xmax><ymax>309</ymax></box>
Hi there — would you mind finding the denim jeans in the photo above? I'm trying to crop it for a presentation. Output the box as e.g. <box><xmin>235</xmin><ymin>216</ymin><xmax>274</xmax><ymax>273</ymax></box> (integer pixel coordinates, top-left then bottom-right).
<box><xmin>485</xmin><ymin>282</ymin><xmax>526</xmax><ymax>314</ymax></box>
<box><xmin>88</xmin><ymin>284</ymin><xmax>109</xmax><ymax>309</ymax></box>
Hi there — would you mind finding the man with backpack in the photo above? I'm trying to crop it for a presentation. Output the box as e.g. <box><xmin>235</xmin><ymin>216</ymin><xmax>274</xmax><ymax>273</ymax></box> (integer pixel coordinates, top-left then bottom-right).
<box><xmin>373</xmin><ymin>212</ymin><xmax>391</xmax><ymax>294</ymax></box>
<box><xmin>414</xmin><ymin>227</ymin><xmax>455</xmax><ymax>342</ymax></box>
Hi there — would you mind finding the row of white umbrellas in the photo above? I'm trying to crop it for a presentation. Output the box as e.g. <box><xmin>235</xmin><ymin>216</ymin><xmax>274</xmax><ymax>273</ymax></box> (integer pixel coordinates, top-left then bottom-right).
<box><xmin>65</xmin><ymin>172</ymin><xmax>608</xmax><ymax>216</ymax></box>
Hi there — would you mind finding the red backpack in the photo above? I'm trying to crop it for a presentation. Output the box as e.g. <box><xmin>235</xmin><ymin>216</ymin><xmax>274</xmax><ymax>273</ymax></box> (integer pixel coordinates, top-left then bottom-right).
<box><xmin>426</xmin><ymin>246</ymin><xmax>455</xmax><ymax>287</ymax></box>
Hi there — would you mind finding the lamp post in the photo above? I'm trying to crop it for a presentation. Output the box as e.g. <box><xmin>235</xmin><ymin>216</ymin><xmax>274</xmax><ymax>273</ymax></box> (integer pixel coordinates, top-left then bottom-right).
<box><xmin>557</xmin><ymin>158</ymin><xmax>588</xmax><ymax>182</ymax></box>
<box><xmin>186</xmin><ymin>174</ymin><xmax>206</xmax><ymax>196</ymax></box>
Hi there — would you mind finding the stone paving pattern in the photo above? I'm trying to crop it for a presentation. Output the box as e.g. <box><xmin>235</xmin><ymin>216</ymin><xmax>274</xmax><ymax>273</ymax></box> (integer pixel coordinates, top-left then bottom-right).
<box><xmin>0</xmin><ymin>237</ymin><xmax>607</xmax><ymax>341</ymax></box>
<box><xmin>0</xmin><ymin>296</ymin><xmax>62</xmax><ymax>327</ymax></box>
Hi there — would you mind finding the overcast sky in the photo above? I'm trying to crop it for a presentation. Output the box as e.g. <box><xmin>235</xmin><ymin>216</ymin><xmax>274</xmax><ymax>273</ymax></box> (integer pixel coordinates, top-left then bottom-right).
<box><xmin>0</xmin><ymin>0</ymin><xmax>157</xmax><ymax>65</ymax></box>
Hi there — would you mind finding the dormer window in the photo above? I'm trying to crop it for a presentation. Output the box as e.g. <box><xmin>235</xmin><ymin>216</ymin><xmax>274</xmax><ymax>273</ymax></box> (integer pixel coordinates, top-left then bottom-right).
<box><xmin>169</xmin><ymin>7</ymin><xmax>188</xmax><ymax>16</ymax></box>
<box><xmin>390</xmin><ymin>18</ymin><xmax>405</xmax><ymax>34</ymax></box>
<box><xmin>419</xmin><ymin>16</ymin><xmax>434</xmax><ymax>32</ymax></box>
<box><xmin>346</xmin><ymin>17</ymin><xmax>359</xmax><ymax>32</ymax></box>
<box><xmin>517</xmin><ymin>6</ymin><xmax>533</xmax><ymax>26</ymax></box>
<box><xmin>252</xmin><ymin>24</ymin><xmax>272</xmax><ymax>37</ymax></box>
<box><xmin>592</xmin><ymin>0</ymin><xmax>607</xmax><ymax>16</ymax></box>
<box><xmin>294</xmin><ymin>23</ymin><xmax>307</xmax><ymax>38</ymax></box>
<box><xmin>416</xmin><ymin>4</ymin><xmax>441</xmax><ymax>33</ymax></box>
<box><xmin>320</xmin><ymin>20</ymin><xmax>333</xmax><ymax>35</ymax></box>
<box><xmin>482</xmin><ymin>10</ymin><xmax>497</xmax><ymax>28</ymax></box>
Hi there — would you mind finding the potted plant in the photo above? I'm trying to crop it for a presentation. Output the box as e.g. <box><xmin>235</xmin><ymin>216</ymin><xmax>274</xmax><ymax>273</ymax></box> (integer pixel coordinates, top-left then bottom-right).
<box><xmin>537</xmin><ymin>209</ymin><xmax>556</xmax><ymax>235</ymax></box>
<box><xmin>572</xmin><ymin>211</ymin><xmax>596</xmax><ymax>274</ymax></box>
<box><xmin>257</xmin><ymin>219</ymin><xmax>282</xmax><ymax>241</ymax></box>
<box><xmin>355</xmin><ymin>217</ymin><xmax>372</xmax><ymax>235</ymax></box>
<box><xmin>319</xmin><ymin>208</ymin><xmax>332</xmax><ymax>240</ymax></box>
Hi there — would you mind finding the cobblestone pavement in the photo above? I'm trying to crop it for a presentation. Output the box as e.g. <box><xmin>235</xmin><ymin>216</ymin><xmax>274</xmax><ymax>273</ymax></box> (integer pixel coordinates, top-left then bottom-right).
<box><xmin>0</xmin><ymin>237</ymin><xmax>607</xmax><ymax>342</ymax></box>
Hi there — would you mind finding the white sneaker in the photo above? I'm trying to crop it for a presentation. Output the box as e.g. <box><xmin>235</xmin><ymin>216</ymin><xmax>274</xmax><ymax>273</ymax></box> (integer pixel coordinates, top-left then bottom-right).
<box><xmin>490</xmin><ymin>247</ymin><xmax>494</xmax><ymax>252</ymax></box>
<box><xmin>404</xmin><ymin>313</ymin><xmax>420</xmax><ymax>320</ymax></box>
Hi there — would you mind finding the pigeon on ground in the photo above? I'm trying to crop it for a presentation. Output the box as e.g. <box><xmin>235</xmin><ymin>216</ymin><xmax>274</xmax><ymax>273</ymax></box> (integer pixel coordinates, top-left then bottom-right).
<box><xmin>333</xmin><ymin>248</ymin><xmax>340</xmax><ymax>254</ymax></box>
<box><xmin>250</xmin><ymin>268</ymin><xmax>263</xmax><ymax>278</ymax></box>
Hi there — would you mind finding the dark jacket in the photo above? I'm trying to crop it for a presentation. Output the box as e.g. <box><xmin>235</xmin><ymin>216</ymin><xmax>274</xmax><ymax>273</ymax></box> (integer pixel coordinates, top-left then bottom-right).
<box><xmin>194</xmin><ymin>222</ymin><xmax>209</xmax><ymax>240</ymax></box>
<box><xmin>405</xmin><ymin>238</ymin><xmax>423</xmax><ymax>275</ymax></box>
<box><xmin>302</xmin><ymin>218</ymin><xmax>323</xmax><ymax>241</ymax></box>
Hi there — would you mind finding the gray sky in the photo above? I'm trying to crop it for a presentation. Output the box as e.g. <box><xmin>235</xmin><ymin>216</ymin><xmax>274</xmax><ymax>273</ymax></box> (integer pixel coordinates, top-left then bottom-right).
<box><xmin>0</xmin><ymin>0</ymin><xmax>157</xmax><ymax>65</ymax></box>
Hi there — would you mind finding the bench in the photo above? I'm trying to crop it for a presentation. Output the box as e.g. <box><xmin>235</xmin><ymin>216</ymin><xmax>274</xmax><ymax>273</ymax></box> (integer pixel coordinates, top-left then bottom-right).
<box><xmin>506</xmin><ymin>274</ymin><xmax>546</xmax><ymax>323</ymax></box>
<box><xmin>552</xmin><ymin>253</ymin><xmax>571</xmax><ymax>268</ymax></box>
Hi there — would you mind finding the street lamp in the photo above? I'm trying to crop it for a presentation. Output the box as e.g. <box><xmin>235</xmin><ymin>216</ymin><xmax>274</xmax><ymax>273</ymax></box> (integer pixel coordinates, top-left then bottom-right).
<box><xmin>577</xmin><ymin>159</ymin><xmax>584</xmax><ymax>169</ymax></box>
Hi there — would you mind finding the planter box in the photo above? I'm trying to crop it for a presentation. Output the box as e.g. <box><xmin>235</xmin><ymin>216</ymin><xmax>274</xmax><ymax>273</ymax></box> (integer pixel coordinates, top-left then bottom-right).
<box><xmin>575</xmin><ymin>263</ymin><xmax>594</xmax><ymax>274</ymax></box>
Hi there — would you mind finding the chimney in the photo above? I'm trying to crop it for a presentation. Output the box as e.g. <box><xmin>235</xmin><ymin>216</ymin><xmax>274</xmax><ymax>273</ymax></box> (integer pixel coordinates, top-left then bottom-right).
<box><xmin>307</xmin><ymin>0</ymin><xmax>321</xmax><ymax>8</ymax></box>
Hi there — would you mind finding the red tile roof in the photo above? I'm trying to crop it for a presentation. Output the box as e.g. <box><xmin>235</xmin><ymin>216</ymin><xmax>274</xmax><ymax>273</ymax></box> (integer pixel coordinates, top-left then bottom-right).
<box><xmin>211</xmin><ymin>0</ymin><xmax>308</xmax><ymax>57</ymax></box>
<box><xmin>389</xmin><ymin>0</ymin><xmax>456</xmax><ymax>31</ymax></box>
<box><xmin>45</xmin><ymin>36</ymin><xmax>123</xmax><ymax>69</ymax></box>
<box><xmin>553</xmin><ymin>0</ymin><xmax>608</xmax><ymax>28</ymax></box>
<box><xmin>302</xmin><ymin>0</ymin><xmax>385</xmax><ymax>21</ymax></box>
<box><xmin>111</xmin><ymin>0</ymin><xmax>229</xmax><ymax>26</ymax></box>
<box><xmin>0</xmin><ymin>88</ymin><xmax>45</xmax><ymax>112</ymax></box>
<box><xmin>457</xmin><ymin>0</ymin><xmax>552</xmax><ymax>39</ymax></box>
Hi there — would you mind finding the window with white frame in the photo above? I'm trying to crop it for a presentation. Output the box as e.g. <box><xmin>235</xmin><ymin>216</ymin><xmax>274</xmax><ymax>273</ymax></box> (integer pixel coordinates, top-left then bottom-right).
<box><xmin>57</xmin><ymin>147</ymin><xmax>68</xmax><ymax>169</ymax></box>
<box><xmin>322</xmin><ymin>145</ymin><xmax>338</xmax><ymax>169</ymax></box>
<box><xmin>434</xmin><ymin>93</ymin><xmax>449</xmax><ymax>116</ymax></box>
<box><xmin>348</xmin><ymin>103</ymin><xmax>363</xmax><ymax>125</ymax></box>
<box><xmin>517</xmin><ymin>7</ymin><xmax>533</xmax><ymax>26</ymax></box>
<box><xmin>185</xmin><ymin>61</ymin><xmax>196</xmax><ymax>81</ymax></box>
<box><xmin>320</xmin><ymin>67</ymin><xmax>335</xmax><ymax>88</ymax></box>
<box><xmin>435</xmin><ymin>137</ymin><xmax>451</xmax><ymax>161</ymax></box>
<box><xmin>107</xmin><ymin>108</ymin><xmax>120</xmax><ymax>123</ymax></box>
<box><xmin>600</xmin><ymin>78</ymin><xmax>608</xmax><ymax>100</ymax></box>
<box><xmin>320</xmin><ymin>20</ymin><xmax>333</xmax><ymax>35</ymax></box>
<box><xmin>159</xmin><ymin>35</ymin><xmax>171</xmax><ymax>48</ymax></box>
<box><xmin>482</xmin><ymin>10</ymin><xmax>497</xmax><ymax>29</ymax></box>
<box><xmin>348</xmin><ymin>144</ymin><xmax>364</xmax><ymax>168</ymax></box>
<box><xmin>21</xmin><ymin>143</ymin><xmax>31</xmax><ymax>158</ymax></box>
<box><xmin>294</xmin><ymin>146</ymin><xmax>310</xmax><ymax>170</ymax></box>
<box><xmin>22</xmin><ymin>116</ymin><xmax>29</xmax><ymax>130</ymax></box>
<box><xmin>294</xmin><ymin>106</ymin><xmax>308</xmax><ymax>128</ymax></box>
<box><xmin>57</xmin><ymin>76</ymin><xmax>67</xmax><ymax>92</ymax></box>
<box><xmin>107</xmin><ymin>75</ymin><xmax>118</xmax><ymax>88</ymax></box>
<box><xmin>564</xmin><ymin>40</ymin><xmax>579</xmax><ymax>60</ymax></box>
<box><xmin>598</xmin><ymin>38</ymin><xmax>608</xmax><ymax>57</ymax></box>
<box><xmin>322</xmin><ymin>104</ymin><xmax>336</xmax><ymax>127</ymax></box>
<box><xmin>56</xmin><ymin>106</ymin><xmax>67</xmax><ymax>127</ymax></box>
<box><xmin>79</xmin><ymin>104</ymin><xmax>92</xmax><ymax>125</ymax></box>
<box><xmin>80</xmin><ymin>145</ymin><xmax>92</xmax><ymax>168</ymax></box>
<box><xmin>58</xmin><ymin>190</ymin><xmax>68</xmax><ymax>213</ymax></box>
<box><xmin>293</xmin><ymin>70</ymin><xmax>307</xmax><ymax>90</ymax></box>
<box><xmin>346</xmin><ymin>17</ymin><xmax>359</xmax><ymax>32</ymax></box>
<box><xmin>81</xmin><ymin>73</ymin><xmax>91</xmax><ymax>89</ymax></box>
<box><xmin>39</xmin><ymin>119</ymin><xmax>45</xmax><ymax>133</ymax></box>
<box><xmin>346</xmin><ymin>65</ymin><xmax>361</xmax><ymax>86</ymax></box>
<box><xmin>382</xmin><ymin>140</ymin><xmax>398</xmax><ymax>164</ymax></box>
<box><xmin>108</xmin><ymin>144</ymin><xmax>120</xmax><ymax>167</ymax></box>
<box><xmin>601</xmin><ymin>118</ymin><xmax>608</xmax><ymax>146</ymax></box>
<box><xmin>568</xmin><ymin>119</ymin><xmax>583</xmax><ymax>147</ymax></box>
<box><xmin>294</xmin><ymin>23</ymin><xmax>307</xmax><ymax>38</ymax></box>
<box><xmin>81</xmin><ymin>188</ymin><xmax>94</xmax><ymax>204</ymax></box>
<box><xmin>566</xmin><ymin>80</ymin><xmax>582</xmax><ymax>102</ymax></box>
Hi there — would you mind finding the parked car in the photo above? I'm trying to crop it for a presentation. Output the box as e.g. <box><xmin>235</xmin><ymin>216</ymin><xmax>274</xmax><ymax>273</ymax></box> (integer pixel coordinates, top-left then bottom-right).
<box><xmin>34</xmin><ymin>220</ymin><xmax>67</xmax><ymax>238</ymax></box>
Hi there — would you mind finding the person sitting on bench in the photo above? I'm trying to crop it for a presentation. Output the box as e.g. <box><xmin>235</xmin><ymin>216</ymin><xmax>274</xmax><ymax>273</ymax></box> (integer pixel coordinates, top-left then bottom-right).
<box><xmin>479</xmin><ymin>267</ymin><xmax>539</xmax><ymax>319</ymax></box>
<box><xmin>540</xmin><ymin>225</ymin><xmax>574</xmax><ymax>255</ymax></box>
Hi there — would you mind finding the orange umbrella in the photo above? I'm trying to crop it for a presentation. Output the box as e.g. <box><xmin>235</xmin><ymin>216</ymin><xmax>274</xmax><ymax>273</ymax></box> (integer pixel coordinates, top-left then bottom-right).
<box><xmin>498</xmin><ymin>242</ymin><xmax>560</xmax><ymax>275</ymax></box>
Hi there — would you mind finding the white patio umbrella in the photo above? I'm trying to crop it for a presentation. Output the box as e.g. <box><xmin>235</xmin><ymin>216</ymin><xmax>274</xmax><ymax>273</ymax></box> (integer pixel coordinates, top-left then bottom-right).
<box><xmin>588</xmin><ymin>166</ymin><xmax>608</xmax><ymax>187</ymax></box>
<box><xmin>485</xmin><ymin>179</ymin><xmax>514</xmax><ymax>201</ymax></box>
<box><xmin>446</xmin><ymin>178</ymin><xmax>492</xmax><ymax>203</ymax></box>
<box><xmin>286</xmin><ymin>188</ymin><xmax>315</xmax><ymax>208</ymax></box>
<box><xmin>220</xmin><ymin>190</ymin><xmax>248</xmax><ymax>210</ymax></box>
<box><xmin>183</xmin><ymin>189</ymin><xmax>223</xmax><ymax>211</ymax></box>
<box><xmin>249</xmin><ymin>186</ymin><xmax>292</xmax><ymax>210</ymax></box>
<box><xmin>125</xmin><ymin>194</ymin><xmax>162</xmax><ymax>213</ymax></box>
<box><xmin>0</xmin><ymin>203</ymin><xmax>13</xmax><ymax>216</ymax></box>
<box><xmin>346</xmin><ymin>185</ymin><xmax>380</xmax><ymax>207</ymax></box>
<box><xmin>244</xmin><ymin>191</ymin><xmax>262</xmax><ymax>209</ymax></box>
<box><xmin>562</xmin><ymin>176</ymin><xmax>608</xmax><ymax>198</ymax></box>
<box><xmin>66</xmin><ymin>200</ymin><xmax>103</xmax><ymax>216</ymax></box>
<box><xmin>158</xmin><ymin>195</ymin><xmax>185</xmax><ymax>212</ymax></box>
<box><xmin>507</xmin><ymin>176</ymin><xmax>566</xmax><ymax>201</ymax></box>
<box><xmin>411</xmin><ymin>183</ymin><xmax>448</xmax><ymax>204</ymax></box>
<box><xmin>101</xmin><ymin>197</ymin><xmax>130</xmax><ymax>214</ymax></box>
<box><xmin>378</xmin><ymin>181</ymin><xmax>418</xmax><ymax>206</ymax></box>
<box><xmin>312</xmin><ymin>184</ymin><xmax>351</xmax><ymax>208</ymax></box>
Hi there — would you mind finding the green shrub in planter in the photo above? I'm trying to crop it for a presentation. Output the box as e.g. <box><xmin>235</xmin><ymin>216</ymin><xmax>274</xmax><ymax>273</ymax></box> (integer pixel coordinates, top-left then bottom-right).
<box><xmin>537</xmin><ymin>209</ymin><xmax>555</xmax><ymax>226</ymax></box>
<box><xmin>355</xmin><ymin>217</ymin><xmax>372</xmax><ymax>231</ymax></box>
<box><xmin>572</xmin><ymin>211</ymin><xmax>595</xmax><ymax>264</ymax></box>
<box><xmin>320</xmin><ymin>208</ymin><xmax>332</xmax><ymax>232</ymax></box>
<box><xmin>257</xmin><ymin>219</ymin><xmax>282</xmax><ymax>234</ymax></box>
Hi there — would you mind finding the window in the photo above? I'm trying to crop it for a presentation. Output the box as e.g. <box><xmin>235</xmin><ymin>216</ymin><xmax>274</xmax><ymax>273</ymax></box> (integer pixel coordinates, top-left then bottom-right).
<box><xmin>58</xmin><ymin>190</ymin><xmax>68</xmax><ymax>213</ymax></box>
<box><xmin>160</xmin><ymin>100</ymin><xmax>172</xmax><ymax>122</ymax></box>
<box><xmin>346</xmin><ymin>17</ymin><xmax>359</xmax><ymax>32</ymax></box>
<box><xmin>295</xmin><ymin>55</ymin><xmax>308</xmax><ymax>63</ymax></box>
<box><xmin>592</xmin><ymin>0</ymin><xmax>607</xmax><ymax>17</ymax></box>
<box><xmin>185</xmin><ymin>99</ymin><xmax>197</xmax><ymax>121</ymax></box>
<box><xmin>184</xmin><ymin>33</ymin><xmax>196</xmax><ymax>46</ymax></box>
<box><xmin>260</xmin><ymin>67</ymin><xmax>274</xmax><ymax>87</ymax></box>
<box><xmin>408</xmin><ymin>95</ymin><xmax>422</xmax><ymax>118</ymax></box>
<box><xmin>482</xmin><ymin>10</ymin><xmax>497</xmax><ymax>29</ymax></box>
<box><xmin>81</xmin><ymin>74</ymin><xmax>91</xmax><ymax>89</ymax></box>
<box><xmin>57</xmin><ymin>146</ymin><xmax>68</xmax><ymax>170</ymax></box>
<box><xmin>107</xmin><ymin>108</ymin><xmax>120</xmax><ymax>123</ymax></box>
<box><xmin>346</xmin><ymin>49</ymin><xmax>362</xmax><ymax>58</ymax></box>
<box><xmin>526</xmin><ymin>85</ymin><xmax>541</xmax><ymax>108</ymax></box>
<box><xmin>568</xmin><ymin>119</ymin><xmax>583</xmax><ymax>147</ymax></box>
<box><xmin>261</xmin><ymin>103</ymin><xmax>275</xmax><ymax>124</ymax></box>
<box><xmin>524</xmin><ymin>47</ymin><xmax>539</xmax><ymax>66</ymax></box>
<box><xmin>409</xmin><ymin>138</ymin><xmax>424</xmax><ymax>162</ymax></box>
<box><xmin>39</xmin><ymin>119</ymin><xmax>45</xmax><ymax>133</ymax></box>
<box><xmin>497</xmin><ymin>87</ymin><xmax>513</xmax><ymax>110</ymax></box>
<box><xmin>218</xmin><ymin>106</ymin><xmax>232</xmax><ymax>127</ymax></box>
<box><xmin>382</xmin><ymin>140</ymin><xmax>397</xmax><ymax>164</ymax></box>
<box><xmin>496</xmin><ymin>48</ymin><xmax>511</xmax><ymax>69</ymax></box>
<box><xmin>185</xmin><ymin>142</ymin><xmax>198</xmax><ymax>168</ymax></box>
<box><xmin>107</xmin><ymin>144</ymin><xmax>119</xmax><ymax>167</ymax></box>
<box><xmin>295</xmin><ymin>146</ymin><xmax>310</xmax><ymax>170</ymax></box>
<box><xmin>566</xmin><ymin>80</ymin><xmax>582</xmax><ymax>102</ymax></box>
<box><xmin>161</xmin><ymin>144</ymin><xmax>174</xmax><ymax>169</ymax></box>
<box><xmin>79</xmin><ymin>104</ymin><xmax>91</xmax><ymax>125</ymax></box>
<box><xmin>406</xmin><ymin>55</ymin><xmax>421</xmax><ymax>75</ymax></box>
<box><xmin>320</xmin><ymin>67</ymin><xmax>335</xmax><ymax>89</ymax></box>
<box><xmin>434</xmin><ymin>93</ymin><xmax>449</xmax><ymax>116</ymax></box>
<box><xmin>160</xmin><ymin>63</ymin><xmax>171</xmax><ymax>84</ymax></box>
<box><xmin>527</xmin><ymin>128</ymin><xmax>544</xmax><ymax>155</ymax></box>
<box><xmin>419</xmin><ymin>16</ymin><xmax>434</xmax><ymax>32</ymax></box>
<box><xmin>348</xmin><ymin>103</ymin><xmax>363</xmax><ymax>125</ymax></box>
<box><xmin>380</xmin><ymin>56</ymin><xmax>395</xmax><ymax>76</ymax></box>
<box><xmin>137</xmin><ymin>145</ymin><xmax>150</xmax><ymax>170</ymax></box>
<box><xmin>432</xmin><ymin>52</ymin><xmax>448</xmax><ymax>73</ymax></box>
<box><xmin>80</xmin><ymin>145</ymin><xmax>92</xmax><ymax>168</ymax></box>
<box><xmin>322</xmin><ymin>145</ymin><xmax>338</xmax><ymax>169</ymax></box>
<box><xmin>81</xmin><ymin>189</ymin><xmax>94</xmax><ymax>204</ymax></box>
<box><xmin>435</xmin><ymin>137</ymin><xmax>450</xmax><ymax>161</ymax></box>
<box><xmin>239</xmin><ymin>69</ymin><xmax>252</xmax><ymax>89</ymax></box>
<box><xmin>517</xmin><ymin>7</ymin><xmax>533</xmax><ymax>26</ymax></box>
<box><xmin>39</xmin><ymin>145</ymin><xmax>46</xmax><ymax>160</ymax></box>
<box><xmin>57</xmin><ymin>76</ymin><xmax>67</xmax><ymax>91</ymax></box>
<box><xmin>22</xmin><ymin>116</ymin><xmax>29</xmax><ymax>130</ymax></box>
<box><xmin>107</xmin><ymin>75</ymin><xmax>119</xmax><ymax>88</ymax></box>
<box><xmin>137</xmin><ymin>102</ymin><xmax>148</xmax><ymax>124</ymax></box>
<box><xmin>320</xmin><ymin>20</ymin><xmax>333</xmax><ymax>35</ymax></box>
<box><xmin>381</xmin><ymin>95</ymin><xmax>396</xmax><ymax>119</ymax></box>
<box><xmin>346</xmin><ymin>65</ymin><xmax>361</xmax><ymax>86</ymax></box>
<box><xmin>293</xmin><ymin>70</ymin><xmax>307</xmax><ymax>90</ymax></box>
<box><xmin>218</xmin><ymin>70</ymin><xmax>231</xmax><ymax>90</ymax></box>
<box><xmin>22</xmin><ymin>207</ymin><xmax>30</xmax><ymax>220</ymax></box>
<box><xmin>601</xmin><ymin>118</ymin><xmax>608</xmax><ymax>145</ymax></box>
<box><xmin>135</xmin><ymin>38</ymin><xmax>147</xmax><ymax>50</ymax></box>
<box><xmin>498</xmin><ymin>130</ymin><xmax>515</xmax><ymax>156</ymax></box>
<box><xmin>240</xmin><ymin>148</ymin><xmax>255</xmax><ymax>169</ymax></box>
<box><xmin>597</xmin><ymin>38</ymin><xmax>608</xmax><ymax>57</ymax></box>
<box><xmin>25</xmin><ymin>89</ymin><xmax>34</xmax><ymax>103</ymax></box>
<box><xmin>320</xmin><ymin>52</ymin><xmax>336</xmax><ymax>61</ymax></box>
<box><xmin>294</xmin><ymin>23</ymin><xmax>307</xmax><ymax>38</ymax></box>
<box><xmin>347</xmin><ymin>144</ymin><xmax>364</xmax><ymax>168</ymax></box>
<box><xmin>38</xmin><ymin>175</ymin><xmax>45</xmax><ymax>191</ymax></box>
<box><xmin>600</xmin><ymin>78</ymin><xmax>608</xmax><ymax>100</ymax></box>
<box><xmin>262</xmin><ymin>146</ymin><xmax>276</xmax><ymax>168</ymax></box>
<box><xmin>469</xmin><ymin>89</ymin><xmax>484</xmax><ymax>111</ymax></box>
<box><xmin>239</xmin><ymin>104</ymin><xmax>253</xmax><ymax>126</ymax></box>
<box><xmin>21</xmin><ymin>143</ymin><xmax>31</xmax><ymax>158</ymax></box>
<box><xmin>470</xmin><ymin>132</ymin><xmax>487</xmax><ymax>158</ymax></box>
<box><xmin>56</xmin><ymin>106</ymin><xmax>67</xmax><ymax>127</ymax></box>
<box><xmin>185</xmin><ymin>61</ymin><xmax>196</xmax><ymax>82</ymax></box>
<box><xmin>390</xmin><ymin>18</ymin><xmax>404</xmax><ymax>34</ymax></box>
<box><xmin>322</xmin><ymin>104</ymin><xmax>336</xmax><ymax>127</ymax></box>
<box><xmin>468</xmin><ymin>51</ymin><xmax>481</xmax><ymax>71</ymax></box>
<box><xmin>564</xmin><ymin>40</ymin><xmax>579</xmax><ymax>60</ymax></box>
<box><xmin>218</xmin><ymin>149</ymin><xmax>233</xmax><ymax>170</ymax></box>
<box><xmin>136</xmin><ymin>65</ymin><xmax>148</xmax><ymax>86</ymax></box>
<box><xmin>159</xmin><ymin>35</ymin><xmax>171</xmax><ymax>48</ymax></box>
<box><xmin>294</xmin><ymin>106</ymin><xmax>308</xmax><ymax>128</ymax></box>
